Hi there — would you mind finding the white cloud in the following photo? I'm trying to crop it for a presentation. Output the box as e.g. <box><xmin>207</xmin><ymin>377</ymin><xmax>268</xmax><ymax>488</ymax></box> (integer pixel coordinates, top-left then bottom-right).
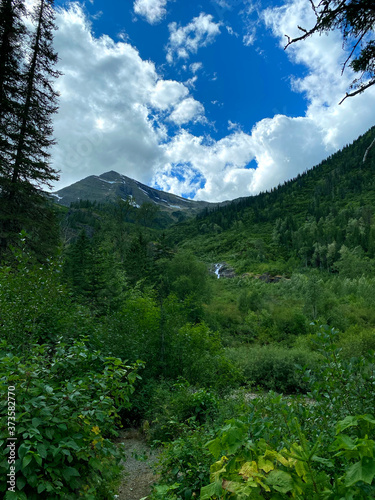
<box><xmin>168</xmin><ymin>97</ymin><xmax>205</xmax><ymax>125</ymax></box>
<box><xmin>262</xmin><ymin>0</ymin><xmax>375</xmax><ymax>147</ymax></box>
<box><xmin>228</xmin><ymin>120</ymin><xmax>240</xmax><ymax>131</ymax></box>
<box><xmin>154</xmin><ymin>130</ymin><xmax>256</xmax><ymax>201</ymax></box>
<box><xmin>133</xmin><ymin>0</ymin><xmax>170</xmax><ymax>24</ymax></box>
<box><xmin>51</xmin><ymin>4</ymin><xmax>202</xmax><ymax>190</ymax></box>
<box><xmin>184</xmin><ymin>75</ymin><xmax>198</xmax><ymax>89</ymax></box>
<box><xmin>243</xmin><ymin>29</ymin><xmax>256</xmax><ymax>46</ymax></box>
<box><xmin>154</xmin><ymin>0</ymin><xmax>375</xmax><ymax>203</ymax></box>
<box><xmin>149</xmin><ymin>80</ymin><xmax>189</xmax><ymax>110</ymax></box>
<box><xmin>166</xmin><ymin>13</ymin><xmax>222</xmax><ymax>63</ymax></box>
<box><xmin>50</xmin><ymin>0</ymin><xmax>375</xmax><ymax>204</ymax></box>
<box><xmin>190</xmin><ymin>62</ymin><xmax>203</xmax><ymax>73</ymax></box>
<box><xmin>226</xmin><ymin>26</ymin><xmax>239</xmax><ymax>37</ymax></box>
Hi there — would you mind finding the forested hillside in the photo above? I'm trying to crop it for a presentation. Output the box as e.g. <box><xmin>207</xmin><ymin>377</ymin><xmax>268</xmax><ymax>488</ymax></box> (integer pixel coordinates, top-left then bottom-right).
<box><xmin>171</xmin><ymin>126</ymin><xmax>375</xmax><ymax>274</ymax></box>
<box><xmin>1</xmin><ymin>124</ymin><xmax>375</xmax><ymax>499</ymax></box>
<box><xmin>1</xmin><ymin>0</ymin><xmax>375</xmax><ymax>496</ymax></box>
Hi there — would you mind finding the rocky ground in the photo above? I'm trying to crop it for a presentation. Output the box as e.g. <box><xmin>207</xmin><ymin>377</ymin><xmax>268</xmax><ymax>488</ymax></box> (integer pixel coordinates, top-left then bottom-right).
<box><xmin>116</xmin><ymin>429</ymin><xmax>160</xmax><ymax>500</ymax></box>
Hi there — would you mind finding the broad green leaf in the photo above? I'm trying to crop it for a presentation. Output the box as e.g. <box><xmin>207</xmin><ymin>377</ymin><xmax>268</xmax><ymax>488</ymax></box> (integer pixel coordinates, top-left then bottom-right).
<box><xmin>337</xmin><ymin>415</ymin><xmax>375</xmax><ymax>434</ymax></box>
<box><xmin>22</xmin><ymin>455</ymin><xmax>32</xmax><ymax>468</ymax></box>
<box><xmin>206</xmin><ymin>438</ymin><xmax>222</xmax><ymax>460</ymax></box>
<box><xmin>5</xmin><ymin>491</ymin><xmax>18</xmax><ymax>500</ymax></box>
<box><xmin>36</xmin><ymin>443</ymin><xmax>47</xmax><ymax>459</ymax></box>
<box><xmin>37</xmin><ymin>483</ymin><xmax>46</xmax><ymax>493</ymax></box>
<box><xmin>16</xmin><ymin>476</ymin><xmax>26</xmax><ymax>490</ymax></box>
<box><xmin>265</xmin><ymin>470</ymin><xmax>293</xmax><ymax>494</ymax></box>
<box><xmin>31</xmin><ymin>418</ymin><xmax>42</xmax><ymax>428</ymax></box>
<box><xmin>258</xmin><ymin>455</ymin><xmax>274</xmax><ymax>473</ymax></box>
<box><xmin>345</xmin><ymin>457</ymin><xmax>375</xmax><ymax>487</ymax></box>
<box><xmin>62</xmin><ymin>467</ymin><xmax>80</xmax><ymax>482</ymax></box>
<box><xmin>331</xmin><ymin>434</ymin><xmax>357</xmax><ymax>452</ymax></box>
<box><xmin>200</xmin><ymin>481</ymin><xmax>223</xmax><ymax>500</ymax></box>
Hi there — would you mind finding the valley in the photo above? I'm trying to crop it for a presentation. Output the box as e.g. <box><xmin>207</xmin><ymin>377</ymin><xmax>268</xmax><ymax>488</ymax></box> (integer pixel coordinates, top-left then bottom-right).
<box><xmin>1</xmin><ymin>126</ymin><xmax>375</xmax><ymax>499</ymax></box>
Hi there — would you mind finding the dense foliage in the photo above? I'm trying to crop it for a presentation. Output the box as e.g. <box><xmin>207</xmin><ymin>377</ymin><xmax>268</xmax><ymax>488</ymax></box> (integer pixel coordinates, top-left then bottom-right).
<box><xmin>1</xmin><ymin>126</ymin><xmax>375</xmax><ymax>498</ymax></box>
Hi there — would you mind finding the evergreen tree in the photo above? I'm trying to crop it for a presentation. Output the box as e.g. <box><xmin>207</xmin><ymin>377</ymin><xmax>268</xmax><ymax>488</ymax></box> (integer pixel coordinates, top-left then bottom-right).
<box><xmin>0</xmin><ymin>0</ymin><xmax>26</xmax><ymax>248</ymax></box>
<box><xmin>0</xmin><ymin>0</ymin><xmax>25</xmax><ymax>130</ymax></box>
<box><xmin>0</xmin><ymin>0</ymin><xmax>60</xmax><ymax>256</ymax></box>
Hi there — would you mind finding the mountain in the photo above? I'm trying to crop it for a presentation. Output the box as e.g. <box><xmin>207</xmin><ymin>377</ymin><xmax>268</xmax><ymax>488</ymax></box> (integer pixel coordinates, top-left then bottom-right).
<box><xmin>168</xmin><ymin>126</ymin><xmax>375</xmax><ymax>271</ymax></box>
<box><xmin>51</xmin><ymin>170</ymin><xmax>218</xmax><ymax>216</ymax></box>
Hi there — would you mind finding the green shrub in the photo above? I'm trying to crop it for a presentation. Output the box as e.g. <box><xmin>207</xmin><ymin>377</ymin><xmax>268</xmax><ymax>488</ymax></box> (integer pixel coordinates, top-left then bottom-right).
<box><xmin>0</xmin><ymin>339</ymin><xmax>143</xmax><ymax>499</ymax></box>
<box><xmin>307</xmin><ymin>325</ymin><xmax>375</xmax><ymax>420</ymax></box>
<box><xmin>166</xmin><ymin>322</ymin><xmax>240</xmax><ymax>389</ymax></box>
<box><xmin>151</xmin><ymin>427</ymin><xmax>213</xmax><ymax>500</ymax></box>
<box><xmin>0</xmin><ymin>251</ymin><xmax>98</xmax><ymax>349</ymax></box>
<box><xmin>102</xmin><ymin>294</ymin><xmax>161</xmax><ymax>378</ymax></box>
<box><xmin>146</xmin><ymin>379</ymin><xmax>219</xmax><ymax>442</ymax></box>
<box><xmin>273</xmin><ymin>308</ymin><xmax>308</xmax><ymax>339</ymax></box>
<box><xmin>227</xmin><ymin>345</ymin><xmax>321</xmax><ymax>393</ymax></box>
<box><xmin>338</xmin><ymin>326</ymin><xmax>375</xmax><ymax>358</ymax></box>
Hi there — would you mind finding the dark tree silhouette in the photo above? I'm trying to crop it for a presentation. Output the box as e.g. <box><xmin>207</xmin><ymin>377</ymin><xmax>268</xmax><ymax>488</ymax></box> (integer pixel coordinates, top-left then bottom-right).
<box><xmin>0</xmin><ymin>0</ymin><xmax>61</xmax><ymax>255</ymax></box>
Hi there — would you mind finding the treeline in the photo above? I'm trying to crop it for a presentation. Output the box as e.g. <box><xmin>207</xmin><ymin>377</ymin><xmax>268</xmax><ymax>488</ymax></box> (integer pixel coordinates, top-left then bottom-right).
<box><xmin>195</xmin><ymin>127</ymin><xmax>375</xmax><ymax>233</ymax></box>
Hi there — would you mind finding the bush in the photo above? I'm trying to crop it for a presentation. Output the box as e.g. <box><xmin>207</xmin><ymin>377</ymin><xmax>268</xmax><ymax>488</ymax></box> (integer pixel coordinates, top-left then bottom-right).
<box><xmin>151</xmin><ymin>427</ymin><xmax>213</xmax><ymax>500</ymax></box>
<box><xmin>227</xmin><ymin>345</ymin><xmax>321</xmax><ymax>393</ymax></box>
<box><xmin>0</xmin><ymin>250</ymin><xmax>98</xmax><ymax>349</ymax></box>
<box><xmin>338</xmin><ymin>325</ymin><xmax>375</xmax><ymax>358</ymax></box>
<box><xmin>166</xmin><ymin>323</ymin><xmax>240</xmax><ymax>388</ymax></box>
<box><xmin>0</xmin><ymin>339</ymin><xmax>143</xmax><ymax>499</ymax></box>
<box><xmin>146</xmin><ymin>379</ymin><xmax>219</xmax><ymax>442</ymax></box>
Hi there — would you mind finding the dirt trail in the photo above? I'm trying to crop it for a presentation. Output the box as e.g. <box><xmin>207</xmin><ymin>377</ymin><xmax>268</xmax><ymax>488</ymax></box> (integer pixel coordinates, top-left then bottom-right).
<box><xmin>116</xmin><ymin>429</ymin><xmax>160</xmax><ymax>500</ymax></box>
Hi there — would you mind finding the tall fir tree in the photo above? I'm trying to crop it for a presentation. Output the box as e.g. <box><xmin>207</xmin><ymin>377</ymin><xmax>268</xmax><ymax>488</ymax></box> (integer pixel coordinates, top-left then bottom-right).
<box><xmin>0</xmin><ymin>0</ymin><xmax>26</xmax><ymax>249</ymax></box>
<box><xmin>0</xmin><ymin>0</ymin><xmax>25</xmax><ymax>131</ymax></box>
<box><xmin>0</xmin><ymin>0</ymin><xmax>60</xmax><ymax>257</ymax></box>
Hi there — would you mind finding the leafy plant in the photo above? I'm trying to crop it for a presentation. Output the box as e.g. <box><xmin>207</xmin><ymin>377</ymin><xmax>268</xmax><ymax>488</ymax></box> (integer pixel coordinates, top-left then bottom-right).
<box><xmin>201</xmin><ymin>415</ymin><xmax>375</xmax><ymax>499</ymax></box>
<box><xmin>307</xmin><ymin>325</ymin><xmax>375</xmax><ymax>419</ymax></box>
<box><xmin>0</xmin><ymin>339</ymin><xmax>143</xmax><ymax>499</ymax></box>
<box><xmin>226</xmin><ymin>345</ymin><xmax>320</xmax><ymax>393</ymax></box>
<box><xmin>147</xmin><ymin>379</ymin><xmax>219</xmax><ymax>442</ymax></box>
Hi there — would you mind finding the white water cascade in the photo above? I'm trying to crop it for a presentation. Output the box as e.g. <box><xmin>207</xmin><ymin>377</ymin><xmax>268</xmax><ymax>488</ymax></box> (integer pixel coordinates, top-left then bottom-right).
<box><xmin>214</xmin><ymin>263</ymin><xmax>223</xmax><ymax>279</ymax></box>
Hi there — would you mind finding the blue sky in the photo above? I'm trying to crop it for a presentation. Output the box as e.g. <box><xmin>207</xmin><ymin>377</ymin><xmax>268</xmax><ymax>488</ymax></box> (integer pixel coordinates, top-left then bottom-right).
<box><xmin>49</xmin><ymin>0</ymin><xmax>375</xmax><ymax>201</ymax></box>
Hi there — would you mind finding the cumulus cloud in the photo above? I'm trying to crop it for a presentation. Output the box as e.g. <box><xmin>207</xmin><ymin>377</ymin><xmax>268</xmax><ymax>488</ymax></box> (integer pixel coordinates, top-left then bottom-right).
<box><xmin>149</xmin><ymin>80</ymin><xmax>189</xmax><ymax>110</ymax></box>
<box><xmin>50</xmin><ymin>0</ymin><xmax>375</xmax><ymax>203</ymax></box>
<box><xmin>154</xmin><ymin>0</ymin><xmax>375</xmax><ymax>202</ymax></box>
<box><xmin>262</xmin><ymin>0</ymin><xmax>375</xmax><ymax>149</ymax></box>
<box><xmin>166</xmin><ymin>13</ymin><xmax>222</xmax><ymax>63</ymax></box>
<box><xmin>50</xmin><ymin>4</ymin><xmax>205</xmax><ymax>190</ymax></box>
<box><xmin>154</xmin><ymin>130</ymin><xmax>256</xmax><ymax>201</ymax></box>
<box><xmin>133</xmin><ymin>0</ymin><xmax>170</xmax><ymax>24</ymax></box>
<box><xmin>168</xmin><ymin>97</ymin><xmax>205</xmax><ymax>125</ymax></box>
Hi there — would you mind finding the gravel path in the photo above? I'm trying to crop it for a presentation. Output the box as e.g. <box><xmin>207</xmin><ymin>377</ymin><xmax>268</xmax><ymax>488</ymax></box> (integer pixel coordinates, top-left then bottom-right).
<box><xmin>116</xmin><ymin>429</ymin><xmax>160</xmax><ymax>500</ymax></box>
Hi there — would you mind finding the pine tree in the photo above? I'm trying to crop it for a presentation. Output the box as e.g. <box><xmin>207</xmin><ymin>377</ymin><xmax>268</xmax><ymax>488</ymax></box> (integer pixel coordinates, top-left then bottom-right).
<box><xmin>0</xmin><ymin>0</ymin><xmax>25</xmax><ymax>126</ymax></box>
<box><xmin>0</xmin><ymin>0</ymin><xmax>60</xmax><ymax>256</ymax></box>
<box><xmin>0</xmin><ymin>0</ymin><xmax>26</xmax><ymax>248</ymax></box>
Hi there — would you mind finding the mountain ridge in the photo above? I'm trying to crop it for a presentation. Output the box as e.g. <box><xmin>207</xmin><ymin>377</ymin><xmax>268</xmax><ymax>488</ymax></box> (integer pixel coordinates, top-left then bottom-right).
<box><xmin>51</xmin><ymin>170</ymin><xmax>223</xmax><ymax>215</ymax></box>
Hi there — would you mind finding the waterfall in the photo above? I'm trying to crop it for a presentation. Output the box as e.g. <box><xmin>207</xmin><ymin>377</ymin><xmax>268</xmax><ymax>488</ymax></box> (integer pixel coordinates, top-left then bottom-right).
<box><xmin>214</xmin><ymin>263</ymin><xmax>223</xmax><ymax>279</ymax></box>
